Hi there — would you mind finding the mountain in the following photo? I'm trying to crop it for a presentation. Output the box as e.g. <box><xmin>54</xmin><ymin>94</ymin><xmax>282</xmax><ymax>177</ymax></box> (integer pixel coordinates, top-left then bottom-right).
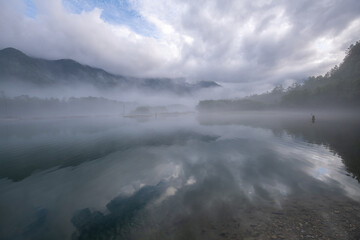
<box><xmin>197</xmin><ymin>41</ymin><xmax>360</xmax><ymax>112</ymax></box>
<box><xmin>0</xmin><ymin>48</ymin><xmax>220</xmax><ymax>95</ymax></box>
<box><xmin>281</xmin><ymin>41</ymin><xmax>360</xmax><ymax>108</ymax></box>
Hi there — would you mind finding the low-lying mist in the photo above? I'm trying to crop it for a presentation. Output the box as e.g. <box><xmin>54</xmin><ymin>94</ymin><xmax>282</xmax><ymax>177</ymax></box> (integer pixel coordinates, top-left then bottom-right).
<box><xmin>0</xmin><ymin>81</ymin><xmax>236</xmax><ymax>118</ymax></box>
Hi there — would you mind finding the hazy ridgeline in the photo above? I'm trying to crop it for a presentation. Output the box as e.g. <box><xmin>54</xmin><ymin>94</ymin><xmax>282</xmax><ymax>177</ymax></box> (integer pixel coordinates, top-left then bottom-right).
<box><xmin>198</xmin><ymin>41</ymin><xmax>360</xmax><ymax>113</ymax></box>
<box><xmin>1</xmin><ymin>42</ymin><xmax>360</xmax><ymax>118</ymax></box>
<box><xmin>0</xmin><ymin>48</ymin><xmax>220</xmax><ymax>118</ymax></box>
<box><xmin>0</xmin><ymin>48</ymin><xmax>220</xmax><ymax>97</ymax></box>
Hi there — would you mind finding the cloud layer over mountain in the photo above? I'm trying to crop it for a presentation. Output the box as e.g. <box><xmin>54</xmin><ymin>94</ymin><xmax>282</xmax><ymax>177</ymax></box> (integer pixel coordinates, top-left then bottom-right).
<box><xmin>0</xmin><ymin>0</ymin><xmax>359</xmax><ymax>95</ymax></box>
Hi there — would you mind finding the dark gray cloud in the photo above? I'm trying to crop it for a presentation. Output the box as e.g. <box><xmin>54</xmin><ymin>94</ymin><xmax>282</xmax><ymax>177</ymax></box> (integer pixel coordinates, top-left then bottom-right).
<box><xmin>167</xmin><ymin>0</ymin><xmax>360</xmax><ymax>86</ymax></box>
<box><xmin>0</xmin><ymin>0</ymin><xmax>359</xmax><ymax>95</ymax></box>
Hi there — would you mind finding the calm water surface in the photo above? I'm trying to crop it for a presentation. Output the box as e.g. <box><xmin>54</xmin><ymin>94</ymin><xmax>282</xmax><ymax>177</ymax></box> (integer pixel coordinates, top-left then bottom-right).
<box><xmin>0</xmin><ymin>113</ymin><xmax>359</xmax><ymax>240</ymax></box>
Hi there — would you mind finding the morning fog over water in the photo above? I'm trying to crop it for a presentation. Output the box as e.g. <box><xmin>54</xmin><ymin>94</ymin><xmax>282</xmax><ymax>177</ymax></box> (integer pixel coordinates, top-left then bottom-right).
<box><xmin>1</xmin><ymin>113</ymin><xmax>359</xmax><ymax>240</ymax></box>
<box><xmin>1</xmin><ymin>0</ymin><xmax>360</xmax><ymax>239</ymax></box>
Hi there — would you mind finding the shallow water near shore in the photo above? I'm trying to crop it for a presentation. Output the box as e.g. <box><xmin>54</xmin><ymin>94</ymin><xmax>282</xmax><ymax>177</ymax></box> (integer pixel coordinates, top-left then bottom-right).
<box><xmin>0</xmin><ymin>112</ymin><xmax>360</xmax><ymax>240</ymax></box>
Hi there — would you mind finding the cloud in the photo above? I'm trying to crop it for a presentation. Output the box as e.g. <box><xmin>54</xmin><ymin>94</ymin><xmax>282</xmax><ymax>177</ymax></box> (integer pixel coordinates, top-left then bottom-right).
<box><xmin>132</xmin><ymin>0</ymin><xmax>360</xmax><ymax>88</ymax></box>
<box><xmin>0</xmin><ymin>0</ymin><xmax>359</xmax><ymax>94</ymax></box>
<box><xmin>0</xmin><ymin>0</ymin><xmax>179</xmax><ymax>77</ymax></box>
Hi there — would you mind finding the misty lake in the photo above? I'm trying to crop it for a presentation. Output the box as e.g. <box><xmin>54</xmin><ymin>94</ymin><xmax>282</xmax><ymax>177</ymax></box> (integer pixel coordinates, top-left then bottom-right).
<box><xmin>1</xmin><ymin>113</ymin><xmax>360</xmax><ymax>240</ymax></box>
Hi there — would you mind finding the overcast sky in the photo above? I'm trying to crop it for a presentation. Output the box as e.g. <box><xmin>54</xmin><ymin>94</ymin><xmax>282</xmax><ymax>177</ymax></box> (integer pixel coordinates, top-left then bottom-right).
<box><xmin>0</xmin><ymin>0</ymin><xmax>359</xmax><ymax>94</ymax></box>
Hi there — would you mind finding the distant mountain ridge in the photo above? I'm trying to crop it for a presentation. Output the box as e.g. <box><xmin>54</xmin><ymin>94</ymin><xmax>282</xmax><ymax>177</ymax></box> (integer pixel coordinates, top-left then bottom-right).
<box><xmin>0</xmin><ymin>47</ymin><xmax>220</xmax><ymax>94</ymax></box>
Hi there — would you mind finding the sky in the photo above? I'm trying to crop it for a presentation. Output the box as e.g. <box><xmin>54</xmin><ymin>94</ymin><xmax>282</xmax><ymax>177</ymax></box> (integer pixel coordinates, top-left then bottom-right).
<box><xmin>0</xmin><ymin>0</ymin><xmax>359</xmax><ymax>94</ymax></box>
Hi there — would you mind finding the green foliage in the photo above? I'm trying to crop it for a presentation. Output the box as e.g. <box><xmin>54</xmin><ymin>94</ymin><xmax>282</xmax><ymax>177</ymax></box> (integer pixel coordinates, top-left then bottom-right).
<box><xmin>281</xmin><ymin>41</ymin><xmax>360</xmax><ymax>109</ymax></box>
<box><xmin>197</xmin><ymin>41</ymin><xmax>360</xmax><ymax>112</ymax></box>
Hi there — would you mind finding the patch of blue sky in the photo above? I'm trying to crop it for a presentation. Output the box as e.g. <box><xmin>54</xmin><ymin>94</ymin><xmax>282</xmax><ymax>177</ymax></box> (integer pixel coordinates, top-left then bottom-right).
<box><xmin>23</xmin><ymin>0</ymin><xmax>38</xmax><ymax>19</ymax></box>
<box><xmin>62</xmin><ymin>0</ymin><xmax>157</xmax><ymax>37</ymax></box>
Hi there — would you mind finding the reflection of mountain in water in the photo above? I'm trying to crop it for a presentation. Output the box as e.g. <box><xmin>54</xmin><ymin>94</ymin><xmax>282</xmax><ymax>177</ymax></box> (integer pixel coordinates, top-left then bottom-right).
<box><xmin>3</xmin><ymin>115</ymin><xmax>360</xmax><ymax>240</ymax></box>
<box><xmin>0</xmin><ymin>120</ymin><xmax>218</xmax><ymax>182</ymax></box>
<box><xmin>68</xmin><ymin>141</ymin><xmax>360</xmax><ymax>240</ymax></box>
<box><xmin>198</xmin><ymin>112</ymin><xmax>360</xmax><ymax>182</ymax></box>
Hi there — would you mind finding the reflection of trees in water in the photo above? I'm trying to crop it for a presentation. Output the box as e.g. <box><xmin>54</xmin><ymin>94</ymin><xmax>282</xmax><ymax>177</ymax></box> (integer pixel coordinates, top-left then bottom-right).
<box><xmin>281</xmin><ymin>119</ymin><xmax>360</xmax><ymax>182</ymax></box>
<box><xmin>69</xmin><ymin>153</ymin><xmax>360</xmax><ymax>240</ymax></box>
<box><xmin>198</xmin><ymin>114</ymin><xmax>360</xmax><ymax>182</ymax></box>
<box><xmin>71</xmin><ymin>182</ymin><xmax>167</xmax><ymax>240</ymax></box>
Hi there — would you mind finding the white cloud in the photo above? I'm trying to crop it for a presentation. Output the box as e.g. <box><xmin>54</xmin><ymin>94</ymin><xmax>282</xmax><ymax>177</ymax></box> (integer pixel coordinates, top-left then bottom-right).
<box><xmin>0</xmin><ymin>0</ymin><xmax>359</xmax><ymax>95</ymax></box>
<box><xmin>0</xmin><ymin>0</ymin><xmax>181</xmax><ymax>77</ymax></box>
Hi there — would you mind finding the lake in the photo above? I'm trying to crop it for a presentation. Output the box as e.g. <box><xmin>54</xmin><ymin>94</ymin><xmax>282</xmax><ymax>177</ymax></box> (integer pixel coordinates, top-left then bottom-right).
<box><xmin>1</xmin><ymin>112</ymin><xmax>360</xmax><ymax>240</ymax></box>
